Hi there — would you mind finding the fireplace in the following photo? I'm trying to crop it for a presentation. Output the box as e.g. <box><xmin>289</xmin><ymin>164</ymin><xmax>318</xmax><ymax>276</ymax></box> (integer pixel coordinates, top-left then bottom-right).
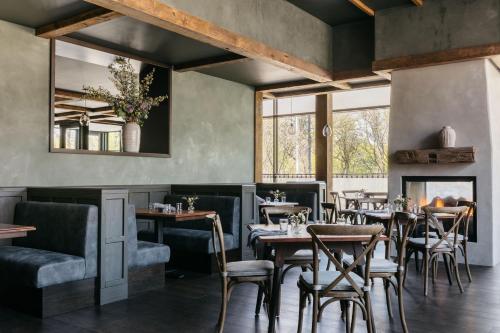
<box><xmin>402</xmin><ymin>176</ymin><xmax>477</xmax><ymax>242</ymax></box>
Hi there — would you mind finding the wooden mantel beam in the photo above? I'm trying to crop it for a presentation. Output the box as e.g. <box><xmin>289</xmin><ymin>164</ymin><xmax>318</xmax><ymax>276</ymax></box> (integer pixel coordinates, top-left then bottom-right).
<box><xmin>348</xmin><ymin>0</ymin><xmax>375</xmax><ymax>16</ymax></box>
<box><xmin>36</xmin><ymin>8</ymin><xmax>123</xmax><ymax>38</ymax></box>
<box><xmin>83</xmin><ymin>0</ymin><xmax>333</xmax><ymax>82</ymax></box>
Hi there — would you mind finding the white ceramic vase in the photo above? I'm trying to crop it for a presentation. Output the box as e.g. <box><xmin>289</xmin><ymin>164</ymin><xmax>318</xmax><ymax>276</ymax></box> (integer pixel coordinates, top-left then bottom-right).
<box><xmin>439</xmin><ymin>126</ymin><xmax>456</xmax><ymax>148</ymax></box>
<box><xmin>123</xmin><ymin>121</ymin><xmax>141</xmax><ymax>153</ymax></box>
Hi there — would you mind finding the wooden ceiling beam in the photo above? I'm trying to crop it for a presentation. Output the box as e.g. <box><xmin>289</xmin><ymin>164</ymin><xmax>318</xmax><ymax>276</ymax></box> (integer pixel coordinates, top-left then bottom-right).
<box><xmin>373</xmin><ymin>42</ymin><xmax>500</xmax><ymax>73</ymax></box>
<box><xmin>174</xmin><ymin>54</ymin><xmax>249</xmax><ymax>72</ymax></box>
<box><xmin>83</xmin><ymin>0</ymin><xmax>333</xmax><ymax>82</ymax></box>
<box><xmin>411</xmin><ymin>0</ymin><xmax>424</xmax><ymax>6</ymax></box>
<box><xmin>36</xmin><ymin>8</ymin><xmax>123</xmax><ymax>38</ymax></box>
<box><xmin>54</xmin><ymin>104</ymin><xmax>91</xmax><ymax>112</ymax></box>
<box><xmin>348</xmin><ymin>0</ymin><xmax>375</xmax><ymax>16</ymax></box>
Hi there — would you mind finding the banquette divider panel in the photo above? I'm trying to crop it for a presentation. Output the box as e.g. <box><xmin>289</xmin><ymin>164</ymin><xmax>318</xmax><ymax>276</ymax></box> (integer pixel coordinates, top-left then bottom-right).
<box><xmin>170</xmin><ymin>184</ymin><xmax>257</xmax><ymax>260</ymax></box>
<box><xmin>0</xmin><ymin>188</ymin><xmax>27</xmax><ymax>245</ymax></box>
<box><xmin>27</xmin><ymin>187</ymin><xmax>129</xmax><ymax>305</ymax></box>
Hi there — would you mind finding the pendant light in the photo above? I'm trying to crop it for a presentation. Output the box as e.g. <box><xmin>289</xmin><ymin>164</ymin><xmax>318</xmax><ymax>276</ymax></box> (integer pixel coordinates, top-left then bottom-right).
<box><xmin>79</xmin><ymin>97</ymin><xmax>91</xmax><ymax>127</ymax></box>
<box><xmin>322</xmin><ymin>124</ymin><xmax>332</xmax><ymax>137</ymax></box>
<box><xmin>287</xmin><ymin>98</ymin><xmax>296</xmax><ymax>135</ymax></box>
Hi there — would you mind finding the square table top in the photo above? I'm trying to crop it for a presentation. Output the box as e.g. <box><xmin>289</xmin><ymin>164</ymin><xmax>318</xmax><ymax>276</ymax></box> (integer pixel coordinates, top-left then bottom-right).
<box><xmin>135</xmin><ymin>208</ymin><xmax>216</xmax><ymax>221</ymax></box>
<box><xmin>259</xmin><ymin>201</ymin><xmax>299</xmax><ymax>207</ymax></box>
<box><xmin>248</xmin><ymin>224</ymin><xmax>387</xmax><ymax>244</ymax></box>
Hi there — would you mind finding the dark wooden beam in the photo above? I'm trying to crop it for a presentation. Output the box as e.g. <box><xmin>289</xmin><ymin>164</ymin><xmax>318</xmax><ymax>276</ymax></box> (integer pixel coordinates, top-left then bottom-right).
<box><xmin>256</xmin><ymin>80</ymin><xmax>327</xmax><ymax>93</ymax></box>
<box><xmin>56</xmin><ymin>36</ymin><xmax>170</xmax><ymax>68</ymax></box>
<box><xmin>83</xmin><ymin>0</ymin><xmax>333</xmax><ymax>82</ymax></box>
<box><xmin>174</xmin><ymin>54</ymin><xmax>249</xmax><ymax>72</ymax></box>
<box><xmin>373</xmin><ymin>42</ymin><xmax>500</xmax><ymax>73</ymax></box>
<box><xmin>348</xmin><ymin>0</ymin><xmax>375</xmax><ymax>16</ymax></box>
<box><xmin>36</xmin><ymin>8</ymin><xmax>122</xmax><ymax>38</ymax></box>
<box><xmin>272</xmin><ymin>86</ymin><xmax>340</xmax><ymax>99</ymax></box>
<box><xmin>54</xmin><ymin>104</ymin><xmax>91</xmax><ymax>112</ymax></box>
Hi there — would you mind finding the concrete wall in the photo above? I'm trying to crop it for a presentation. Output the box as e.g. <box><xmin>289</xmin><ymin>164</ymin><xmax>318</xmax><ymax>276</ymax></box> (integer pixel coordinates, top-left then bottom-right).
<box><xmin>0</xmin><ymin>19</ymin><xmax>254</xmax><ymax>186</ymax></box>
<box><xmin>376</xmin><ymin>0</ymin><xmax>500</xmax><ymax>60</ymax></box>
<box><xmin>160</xmin><ymin>0</ymin><xmax>333</xmax><ymax>71</ymax></box>
<box><xmin>388</xmin><ymin>59</ymin><xmax>499</xmax><ymax>266</ymax></box>
<box><xmin>332</xmin><ymin>20</ymin><xmax>374</xmax><ymax>73</ymax></box>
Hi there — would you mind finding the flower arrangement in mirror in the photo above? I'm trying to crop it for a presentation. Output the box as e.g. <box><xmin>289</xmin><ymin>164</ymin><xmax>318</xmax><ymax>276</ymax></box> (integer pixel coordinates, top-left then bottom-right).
<box><xmin>269</xmin><ymin>189</ymin><xmax>286</xmax><ymax>202</ymax></box>
<box><xmin>83</xmin><ymin>57</ymin><xmax>168</xmax><ymax>153</ymax></box>
<box><xmin>182</xmin><ymin>196</ymin><xmax>199</xmax><ymax>212</ymax></box>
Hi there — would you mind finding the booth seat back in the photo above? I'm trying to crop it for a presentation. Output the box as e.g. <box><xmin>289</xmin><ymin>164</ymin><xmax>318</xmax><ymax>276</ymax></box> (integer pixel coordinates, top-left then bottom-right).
<box><xmin>164</xmin><ymin>194</ymin><xmax>240</xmax><ymax>241</ymax></box>
<box><xmin>13</xmin><ymin>201</ymin><xmax>98</xmax><ymax>278</ymax></box>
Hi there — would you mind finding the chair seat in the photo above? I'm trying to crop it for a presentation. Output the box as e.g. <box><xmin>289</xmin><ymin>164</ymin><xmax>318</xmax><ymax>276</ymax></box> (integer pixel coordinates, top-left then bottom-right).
<box><xmin>343</xmin><ymin>255</ymin><xmax>398</xmax><ymax>273</ymax></box>
<box><xmin>299</xmin><ymin>270</ymin><xmax>364</xmax><ymax>291</ymax></box>
<box><xmin>408</xmin><ymin>237</ymin><xmax>450</xmax><ymax>249</ymax></box>
<box><xmin>131</xmin><ymin>241</ymin><xmax>170</xmax><ymax>269</ymax></box>
<box><xmin>428</xmin><ymin>232</ymin><xmax>465</xmax><ymax>241</ymax></box>
<box><xmin>0</xmin><ymin>246</ymin><xmax>86</xmax><ymax>288</ymax></box>
<box><xmin>227</xmin><ymin>260</ymin><xmax>274</xmax><ymax>277</ymax></box>
<box><xmin>285</xmin><ymin>249</ymin><xmax>314</xmax><ymax>261</ymax></box>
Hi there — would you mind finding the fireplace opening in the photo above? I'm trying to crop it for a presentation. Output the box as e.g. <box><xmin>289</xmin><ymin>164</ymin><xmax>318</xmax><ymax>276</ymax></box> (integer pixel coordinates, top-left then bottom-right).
<box><xmin>402</xmin><ymin>176</ymin><xmax>477</xmax><ymax>242</ymax></box>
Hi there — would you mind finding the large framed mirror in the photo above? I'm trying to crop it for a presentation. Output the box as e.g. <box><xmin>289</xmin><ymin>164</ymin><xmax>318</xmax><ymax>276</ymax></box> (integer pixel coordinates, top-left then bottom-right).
<box><xmin>50</xmin><ymin>39</ymin><xmax>171</xmax><ymax>157</ymax></box>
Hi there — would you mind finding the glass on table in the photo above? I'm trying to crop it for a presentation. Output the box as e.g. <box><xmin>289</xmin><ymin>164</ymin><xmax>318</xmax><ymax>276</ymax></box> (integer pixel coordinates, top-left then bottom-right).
<box><xmin>148</xmin><ymin>203</ymin><xmax>154</xmax><ymax>211</ymax></box>
<box><xmin>176</xmin><ymin>203</ymin><xmax>183</xmax><ymax>212</ymax></box>
<box><xmin>279</xmin><ymin>218</ymin><xmax>288</xmax><ymax>232</ymax></box>
<box><xmin>265</xmin><ymin>197</ymin><xmax>271</xmax><ymax>204</ymax></box>
<box><xmin>281</xmin><ymin>196</ymin><xmax>287</xmax><ymax>203</ymax></box>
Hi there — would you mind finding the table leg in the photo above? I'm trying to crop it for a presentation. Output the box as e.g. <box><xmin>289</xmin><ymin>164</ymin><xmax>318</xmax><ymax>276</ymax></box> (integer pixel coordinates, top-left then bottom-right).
<box><xmin>268</xmin><ymin>264</ymin><xmax>282</xmax><ymax>333</ymax></box>
<box><xmin>156</xmin><ymin>219</ymin><xmax>164</xmax><ymax>244</ymax></box>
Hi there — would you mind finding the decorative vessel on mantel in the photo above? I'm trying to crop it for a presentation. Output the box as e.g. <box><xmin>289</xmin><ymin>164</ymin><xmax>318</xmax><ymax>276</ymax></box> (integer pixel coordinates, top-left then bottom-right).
<box><xmin>439</xmin><ymin>126</ymin><xmax>456</xmax><ymax>148</ymax></box>
<box><xmin>123</xmin><ymin>122</ymin><xmax>141</xmax><ymax>152</ymax></box>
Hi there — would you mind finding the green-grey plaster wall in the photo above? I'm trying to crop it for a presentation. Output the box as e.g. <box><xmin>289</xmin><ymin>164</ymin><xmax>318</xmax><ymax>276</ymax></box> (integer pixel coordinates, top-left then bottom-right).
<box><xmin>376</xmin><ymin>0</ymin><xmax>500</xmax><ymax>60</ymax></box>
<box><xmin>159</xmin><ymin>0</ymin><xmax>333</xmax><ymax>71</ymax></box>
<box><xmin>0</xmin><ymin>19</ymin><xmax>254</xmax><ymax>186</ymax></box>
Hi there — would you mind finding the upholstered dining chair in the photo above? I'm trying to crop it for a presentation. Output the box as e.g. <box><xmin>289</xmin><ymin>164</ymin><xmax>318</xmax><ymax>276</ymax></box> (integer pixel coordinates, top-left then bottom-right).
<box><xmin>209</xmin><ymin>214</ymin><xmax>273</xmax><ymax>333</ymax></box>
<box><xmin>405</xmin><ymin>206</ymin><xmax>468</xmax><ymax>296</ymax></box>
<box><xmin>297</xmin><ymin>224</ymin><xmax>384</xmax><ymax>333</ymax></box>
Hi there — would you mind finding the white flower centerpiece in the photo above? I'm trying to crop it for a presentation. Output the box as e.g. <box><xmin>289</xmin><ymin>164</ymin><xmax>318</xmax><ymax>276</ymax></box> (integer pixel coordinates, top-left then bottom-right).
<box><xmin>83</xmin><ymin>57</ymin><xmax>168</xmax><ymax>153</ymax></box>
<box><xmin>182</xmin><ymin>196</ymin><xmax>199</xmax><ymax>212</ymax></box>
<box><xmin>288</xmin><ymin>210</ymin><xmax>307</xmax><ymax>235</ymax></box>
<box><xmin>269</xmin><ymin>189</ymin><xmax>286</xmax><ymax>202</ymax></box>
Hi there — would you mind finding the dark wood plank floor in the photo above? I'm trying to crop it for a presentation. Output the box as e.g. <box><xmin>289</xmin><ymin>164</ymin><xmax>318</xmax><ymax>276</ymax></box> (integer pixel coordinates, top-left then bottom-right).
<box><xmin>1</xmin><ymin>262</ymin><xmax>499</xmax><ymax>332</ymax></box>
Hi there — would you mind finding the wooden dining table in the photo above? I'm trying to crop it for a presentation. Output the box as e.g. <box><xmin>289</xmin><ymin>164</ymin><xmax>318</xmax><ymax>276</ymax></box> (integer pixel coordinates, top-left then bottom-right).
<box><xmin>0</xmin><ymin>223</ymin><xmax>36</xmax><ymax>239</ymax></box>
<box><xmin>248</xmin><ymin>224</ymin><xmax>387</xmax><ymax>333</ymax></box>
<box><xmin>135</xmin><ymin>208</ymin><xmax>216</xmax><ymax>243</ymax></box>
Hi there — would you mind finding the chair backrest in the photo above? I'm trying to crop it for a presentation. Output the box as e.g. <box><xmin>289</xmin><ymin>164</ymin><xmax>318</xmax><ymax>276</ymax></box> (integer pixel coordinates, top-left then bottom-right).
<box><xmin>456</xmin><ymin>200</ymin><xmax>476</xmax><ymax>241</ymax></box>
<box><xmin>422</xmin><ymin>206</ymin><xmax>468</xmax><ymax>251</ymax></box>
<box><xmin>261</xmin><ymin>206</ymin><xmax>312</xmax><ymax>225</ymax></box>
<box><xmin>306</xmin><ymin>224</ymin><xmax>384</xmax><ymax>297</ymax></box>
<box><xmin>321</xmin><ymin>202</ymin><xmax>337</xmax><ymax>224</ymax></box>
<box><xmin>387</xmin><ymin>212</ymin><xmax>418</xmax><ymax>267</ymax></box>
<box><xmin>13</xmin><ymin>201</ymin><xmax>98</xmax><ymax>278</ymax></box>
<box><xmin>209</xmin><ymin>214</ymin><xmax>227</xmax><ymax>275</ymax></box>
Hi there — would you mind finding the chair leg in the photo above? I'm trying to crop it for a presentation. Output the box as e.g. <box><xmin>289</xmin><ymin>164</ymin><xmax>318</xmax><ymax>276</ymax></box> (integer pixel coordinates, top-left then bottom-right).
<box><xmin>350</xmin><ymin>302</ymin><xmax>357</xmax><ymax>333</ymax></box>
<box><xmin>297</xmin><ymin>289</ymin><xmax>306</xmax><ymax>333</ymax></box>
<box><xmin>311</xmin><ymin>291</ymin><xmax>319</xmax><ymax>333</ymax></box>
<box><xmin>384</xmin><ymin>279</ymin><xmax>393</xmax><ymax>318</ymax></box>
<box><xmin>364</xmin><ymin>293</ymin><xmax>375</xmax><ymax>333</ymax></box>
<box><xmin>397</xmin><ymin>275</ymin><xmax>409</xmax><ymax>333</ymax></box>
<box><xmin>463</xmin><ymin>243</ymin><xmax>472</xmax><ymax>283</ymax></box>
<box><xmin>423</xmin><ymin>250</ymin><xmax>429</xmax><ymax>296</ymax></box>
<box><xmin>415</xmin><ymin>251</ymin><xmax>420</xmax><ymax>273</ymax></box>
<box><xmin>216</xmin><ymin>278</ymin><xmax>228</xmax><ymax>333</ymax></box>
<box><xmin>255</xmin><ymin>283</ymin><xmax>264</xmax><ymax>316</ymax></box>
<box><xmin>442</xmin><ymin>254</ymin><xmax>453</xmax><ymax>285</ymax></box>
<box><xmin>451</xmin><ymin>253</ymin><xmax>464</xmax><ymax>293</ymax></box>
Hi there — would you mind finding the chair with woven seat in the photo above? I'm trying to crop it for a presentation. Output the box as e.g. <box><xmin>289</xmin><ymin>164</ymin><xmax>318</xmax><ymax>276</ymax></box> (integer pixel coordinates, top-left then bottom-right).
<box><xmin>297</xmin><ymin>224</ymin><xmax>384</xmax><ymax>333</ymax></box>
<box><xmin>405</xmin><ymin>206</ymin><xmax>468</xmax><ymax>296</ymax></box>
<box><xmin>210</xmin><ymin>214</ymin><xmax>273</xmax><ymax>333</ymax></box>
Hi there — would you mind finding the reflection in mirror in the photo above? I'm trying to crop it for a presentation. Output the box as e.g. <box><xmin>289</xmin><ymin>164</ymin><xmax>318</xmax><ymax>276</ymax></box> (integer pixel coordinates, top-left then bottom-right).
<box><xmin>51</xmin><ymin>39</ymin><xmax>171</xmax><ymax>156</ymax></box>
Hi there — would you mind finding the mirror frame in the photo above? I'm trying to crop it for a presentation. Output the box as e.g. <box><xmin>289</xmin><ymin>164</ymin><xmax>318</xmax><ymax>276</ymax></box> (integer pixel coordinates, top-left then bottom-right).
<box><xmin>49</xmin><ymin>38</ymin><xmax>172</xmax><ymax>158</ymax></box>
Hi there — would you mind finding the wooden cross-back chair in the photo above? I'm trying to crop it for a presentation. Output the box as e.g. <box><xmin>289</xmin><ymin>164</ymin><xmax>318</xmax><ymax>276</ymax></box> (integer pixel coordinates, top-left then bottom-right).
<box><xmin>405</xmin><ymin>206</ymin><xmax>468</xmax><ymax>296</ymax></box>
<box><xmin>455</xmin><ymin>200</ymin><xmax>476</xmax><ymax>282</ymax></box>
<box><xmin>321</xmin><ymin>202</ymin><xmax>337</xmax><ymax>224</ymax></box>
<box><xmin>337</xmin><ymin>190</ymin><xmax>364</xmax><ymax>224</ymax></box>
<box><xmin>210</xmin><ymin>214</ymin><xmax>274</xmax><ymax>333</ymax></box>
<box><xmin>297</xmin><ymin>224</ymin><xmax>384</xmax><ymax>333</ymax></box>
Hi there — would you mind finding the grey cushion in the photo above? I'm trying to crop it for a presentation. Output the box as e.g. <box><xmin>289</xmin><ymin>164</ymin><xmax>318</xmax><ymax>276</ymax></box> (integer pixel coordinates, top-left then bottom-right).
<box><xmin>227</xmin><ymin>260</ymin><xmax>274</xmax><ymax>277</ymax></box>
<box><xmin>155</xmin><ymin>228</ymin><xmax>236</xmax><ymax>254</ymax></box>
<box><xmin>408</xmin><ymin>237</ymin><xmax>449</xmax><ymax>248</ymax></box>
<box><xmin>0</xmin><ymin>246</ymin><xmax>86</xmax><ymax>288</ymax></box>
<box><xmin>127</xmin><ymin>205</ymin><xmax>139</xmax><ymax>267</ymax></box>
<box><xmin>131</xmin><ymin>241</ymin><xmax>170</xmax><ymax>268</ymax></box>
<box><xmin>300</xmin><ymin>271</ymin><xmax>364</xmax><ymax>291</ymax></box>
<box><xmin>285</xmin><ymin>249</ymin><xmax>314</xmax><ymax>261</ymax></box>
<box><xmin>343</xmin><ymin>255</ymin><xmax>398</xmax><ymax>273</ymax></box>
<box><xmin>164</xmin><ymin>195</ymin><xmax>240</xmax><ymax>244</ymax></box>
<box><xmin>13</xmin><ymin>201</ymin><xmax>98</xmax><ymax>279</ymax></box>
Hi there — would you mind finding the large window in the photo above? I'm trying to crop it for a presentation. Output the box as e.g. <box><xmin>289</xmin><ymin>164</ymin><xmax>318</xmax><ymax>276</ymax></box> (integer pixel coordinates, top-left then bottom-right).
<box><xmin>262</xmin><ymin>86</ymin><xmax>390</xmax><ymax>192</ymax></box>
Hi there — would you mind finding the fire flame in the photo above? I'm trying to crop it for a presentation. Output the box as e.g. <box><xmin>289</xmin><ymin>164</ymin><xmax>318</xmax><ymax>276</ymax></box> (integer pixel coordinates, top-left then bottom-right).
<box><xmin>435</xmin><ymin>198</ymin><xmax>445</xmax><ymax>208</ymax></box>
